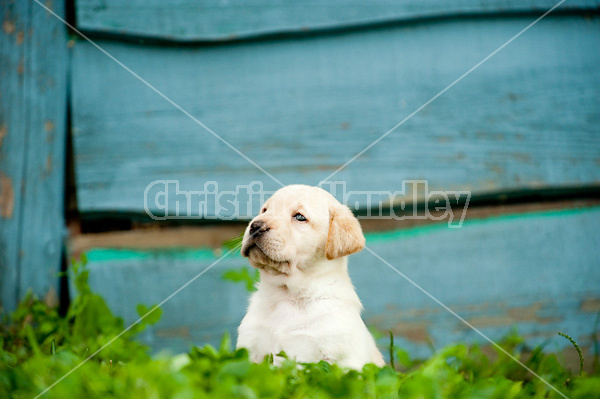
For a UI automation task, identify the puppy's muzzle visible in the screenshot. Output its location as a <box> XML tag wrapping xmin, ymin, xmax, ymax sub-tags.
<box><xmin>249</xmin><ymin>220</ymin><xmax>270</xmax><ymax>238</ymax></box>
<box><xmin>242</xmin><ymin>220</ymin><xmax>271</xmax><ymax>257</ymax></box>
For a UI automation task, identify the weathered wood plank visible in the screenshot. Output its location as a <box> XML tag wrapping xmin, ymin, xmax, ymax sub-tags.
<box><xmin>69</xmin><ymin>225</ymin><xmax>245</xmax><ymax>258</ymax></box>
<box><xmin>0</xmin><ymin>0</ymin><xmax>28</xmax><ymax>312</ymax></box>
<box><xmin>74</xmin><ymin>0</ymin><xmax>600</xmax><ymax>41</ymax></box>
<box><xmin>77</xmin><ymin>206</ymin><xmax>600</xmax><ymax>359</ymax></box>
<box><xmin>0</xmin><ymin>1</ymin><xmax>67</xmax><ymax>310</ymax></box>
<box><xmin>71</xmin><ymin>15</ymin><xmax>600</xmax><ymax>216</ymax></box>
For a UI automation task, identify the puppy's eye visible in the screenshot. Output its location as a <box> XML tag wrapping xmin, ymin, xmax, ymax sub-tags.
<box><xmin>293</xmin><ymin>213</ymin><xmax>307</xmax><ymax>222</ymax></box>
<box><xmin>261</xmin><ymin>208</ymin><xmax>267</xmax><ymax>213</ymax></box>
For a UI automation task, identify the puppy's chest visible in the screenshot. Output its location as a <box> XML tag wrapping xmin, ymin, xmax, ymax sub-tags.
<box><xmin>258</xmin><ymin>296</ymin><xmax>336</xmax><ymax>335</ymax></box>
<box><xmin>267</xmin><ymin>298</ymin><xmax>317</xmax><ymax>326</ymax></box>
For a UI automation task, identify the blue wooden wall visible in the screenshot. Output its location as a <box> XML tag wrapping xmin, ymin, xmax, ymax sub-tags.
<box><xmin>68</xmin><ymin>0</ymin><xmax>600</xmax><ymax>361</ymax></box>
<box><xmin>71</xmin><ymin>15</ymin><xmax>600</xmax><ymax>215</ymax></box>
<box><xmin>81</xmin><ymin>207</ymin><xmax>600</xmax><ymax>360</ymax></box>
<box><xmin>1</xmin><ymin>0</ymin><xmax>599</xmax><ymax>365</ymax></box>
<box><xmin>75</xmin><ymin>0</ymin><xmax>600</xmax><ymax>41</ymax></box>
<box><xmin>0</xmin><ymin>1</ymin><xmax>67</xmax><ymax>311</ymax></box>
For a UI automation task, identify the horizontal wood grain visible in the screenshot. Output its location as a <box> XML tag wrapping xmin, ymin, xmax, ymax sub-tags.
<box><xmin>71</xmin><ymin>15</ymin><xmax>600</xmax><ymax>216</ymax></box>
<box><xmin>74</xmin><ymin>205</ymin><xmax>600</xmax><ymax>358</ymax></box>
<box><xmin>74</xmin><ymin>0</ymin><xmax>600</xmax><ymax>41</ymax></box>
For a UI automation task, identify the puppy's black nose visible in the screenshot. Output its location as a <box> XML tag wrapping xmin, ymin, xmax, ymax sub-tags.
<box><xmin>249</xmin><ymin>221</ymin><xmax>269</xmax><ymax>237</ymax></box>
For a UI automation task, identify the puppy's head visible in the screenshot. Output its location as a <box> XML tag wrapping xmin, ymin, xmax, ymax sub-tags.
<box><xmin>241</xmin><ymin>185</ymin><xmax>365</xmax><ymax>275</ymax></box>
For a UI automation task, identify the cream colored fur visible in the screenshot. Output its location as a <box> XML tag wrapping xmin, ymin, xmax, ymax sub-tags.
<box><xmin>237</xmin><ymin>185</ymin><xmax>384</xmax><ymax>369</ymax></box>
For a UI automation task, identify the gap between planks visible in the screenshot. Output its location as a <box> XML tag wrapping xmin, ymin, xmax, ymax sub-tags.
<box><xmin>68</xmin><ymin>198</ymin><xmax>600</xmax><ymax>257</ymax></box>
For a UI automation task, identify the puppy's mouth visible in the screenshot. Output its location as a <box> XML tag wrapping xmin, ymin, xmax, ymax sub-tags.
<box><xmin>242</xmin><ymin>237</ymin><xmax>261</xmax><ymax>258</ymax></box>
<box><xmin>242</xmin><ymin>240</ymin><xmax>290</xmax><ymax>275</ymax></box>
<box><xmin>242</xmin><ymin>242</ymin><xmax>257</xmax><ymax>257</ymax></box>
<box><xmin>243</xmin><ymin>241</ymin><xmax>272</xmax><ymax>262</ymax></box>
<box><xmin>241</xmin><ymin>237</ymin><xmax>276</xmax><ymax>260</ymax></box>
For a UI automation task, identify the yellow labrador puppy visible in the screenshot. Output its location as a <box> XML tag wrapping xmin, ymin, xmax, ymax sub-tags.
<box><xmin>237</xmin><ymin>184</ymin><xmax>384</xmax><ymax>369</ymax></box>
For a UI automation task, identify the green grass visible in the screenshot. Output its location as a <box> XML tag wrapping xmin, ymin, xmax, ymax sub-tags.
<box><xmin>1</xmin><ymin>258</ymin><xmax>599</xmax><ymax>398</ymax></box>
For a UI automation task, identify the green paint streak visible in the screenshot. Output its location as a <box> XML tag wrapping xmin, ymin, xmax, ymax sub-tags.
<box><xmin>86</xmin><ymin>247</ymin><xmax>242</xmax><ymax>263</ymax></box>
<box><xmin>85</xmin><ymin>205</ymin><xmax>600</xmax><ymax>263</ymax></box>
<box><xmin>365</xmin><ymin>205</ymin><xmax>600</xmax><ymax>245</ymax></box>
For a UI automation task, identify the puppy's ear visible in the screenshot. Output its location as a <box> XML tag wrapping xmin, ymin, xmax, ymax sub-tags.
<box><xmin>325</xmin><ymin>203</ymin><xmax>365</xmax><ymax>260</ymax></box>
